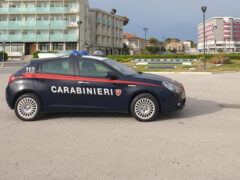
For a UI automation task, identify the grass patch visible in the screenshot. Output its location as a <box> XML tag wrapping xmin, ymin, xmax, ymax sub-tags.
<box><xmin>124</xmin><ymin>60</ymin><xmax>240</xmax><ymax>72</ymax></box>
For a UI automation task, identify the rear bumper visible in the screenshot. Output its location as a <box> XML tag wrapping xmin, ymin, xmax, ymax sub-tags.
<box><xmin>6</xmin><ymin>86</ymin><xmax>14</xmax><ymax>109</ymax></box>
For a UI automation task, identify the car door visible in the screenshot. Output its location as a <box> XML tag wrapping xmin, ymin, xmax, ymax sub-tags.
<box><xmin>73</xmin><ymin>57</ymin><xmax>127</xmax><ymax>112</ymax></box>
<box><xmin>34</xmin><ymin>57</ymin><xmax>76</xmax><ymax>111</ymax></box>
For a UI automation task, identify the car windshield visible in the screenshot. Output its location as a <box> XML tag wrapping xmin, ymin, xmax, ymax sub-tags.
<box><xmin>103</xmin><ymin>59</ymin><xmax>137</xmax><ymax>76</ymax></box>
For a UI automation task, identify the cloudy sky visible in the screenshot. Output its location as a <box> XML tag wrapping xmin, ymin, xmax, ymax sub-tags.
<box><xmin>90</xmin><ymin>0</ymin><xmax>240</xmax><ymax>42</ymax></box>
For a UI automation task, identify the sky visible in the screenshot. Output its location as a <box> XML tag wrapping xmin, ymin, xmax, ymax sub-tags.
<box><xmin>89</xmin><ymin>0</ymin><xmax>240</xmax><ymax>42</ymax></box>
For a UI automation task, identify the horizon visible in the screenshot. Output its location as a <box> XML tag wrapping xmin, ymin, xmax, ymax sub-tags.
<box><xmin>90</xmin><ymin>0</ymin><xmax>240</xmax><ymax>42</ymax></box>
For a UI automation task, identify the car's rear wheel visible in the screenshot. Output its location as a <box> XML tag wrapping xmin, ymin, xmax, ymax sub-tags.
<box><xmin>14</xmin><ymin>93</ymin><xmax>41</xmax><ymax>121</ymax></box>
<box><xmin>131</xmin><ymin>93</ymin><xmax>160</xmax><ymax>122</ymax></box>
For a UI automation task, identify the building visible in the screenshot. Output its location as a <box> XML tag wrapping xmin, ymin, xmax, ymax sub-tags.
<box><xmin>0</xmin><ymin>0</ymin><xmax>124</xmax><ymax>60</ymax></box>
<box><xmin>123</xmin><ymin>33</ymin><xmax>145</xmax><ymax>55</ymax></box>
<box><xmin>89</xmin><ymin>8</ymin><xmax>124</xmax><ymax>56</ymax></box>
<box><xmin>198</xmin><ymin>17</ymin><xmax>240</xmax><ymax>53</ymax></box>
<box><xmin>183</xmin><ymin>41</ymin><xmax>197</xmax><ymax>54</ymax></box>
<box><xmin>165</xmin><ymin>39</ymin><xmax>183</xmax><ymax>53</ymax></box>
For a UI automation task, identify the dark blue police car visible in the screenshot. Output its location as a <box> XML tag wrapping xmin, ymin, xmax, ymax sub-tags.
<box><xmin>6</xmin><ymin>54</ymin><xmax>186</xmax><ymax>122</ymax></box>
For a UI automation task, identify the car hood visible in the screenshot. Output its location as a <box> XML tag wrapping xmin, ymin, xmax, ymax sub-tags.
<box><xmin>130</xmin><ymin>73</ymin><xmax>183</xmax><ymax>87</ymax></box>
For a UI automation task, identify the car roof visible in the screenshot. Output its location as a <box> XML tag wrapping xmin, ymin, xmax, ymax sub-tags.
<box><xmin>31</xmin><ymin>55</ymin><xmax>108</xmax><ymax>64</ymax></box>
<box><xmin>82</xmin><ymin>55</ymin><xmax>108</xmax><ymax>61</ymax></box>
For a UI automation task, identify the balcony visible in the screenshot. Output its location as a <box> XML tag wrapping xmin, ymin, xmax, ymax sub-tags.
<box><xmin>8</xmin><ymin>21</ymin><xmax>23</xmax><ymax>29</ymax></box>
<box><xmin>224</xmin><ymin>36</ymin><xmax>231</xmax><ymax>40</ymax></box>
<box><xmin>0</xmin><ymin>21</ymin><xmax>67</xmax><ymax>29</ymax></box>
<box><xmin>224</xmin><ymin>27</ymin><xmax>231</xmax><ymax>30</ymax></box>
<box><xmin>8</xmin><ymin>35</ymin><xmax>23</xmax><ymax>42</ymax></box>
<box><xmin>0</xmin><ymin>21</ymin><xmax>8</xmax><ymax>28</ymax></box>
<box><xmin>0</xmin><ymin>35</ymin><xmax>8</xmax><ymax>41</ymax></box>
<box><xmin>50</xmin><ymin>7</ymin><xmax>67</xmax><ymax>14</ymax></box>
<box><xmin>0</xmin><ymin>8</ymin><xmax>8</xmax><ymax>14</ymax></box>
<box><xmin>97</xmin><ymin>17</ymin><xmax>102</xmax><ymax>23</ymax></box>
<box><xmin>0</xmin><ymin>7</ymin><xmax>67</xmax><ymax>14</ymax></box>
<box><xmin>224</xmin><ymin>22</ymin><xmax>231</xmax><ymax>25</ymax></box>
<box><xmin>0</xmin><ymin>33</ymin><xmax>77</xmax><ymax>42</ymax></box>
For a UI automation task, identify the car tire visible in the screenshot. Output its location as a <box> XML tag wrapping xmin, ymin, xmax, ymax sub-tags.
<box><xmin>130</xmin><ymin>93</ymin><xmax>160</xmax><ymax>122</ymax></box>
<box><xmin>14</xmin><ymin>93</ymin><xmax>42</xmax><ymax>121</ymax></box>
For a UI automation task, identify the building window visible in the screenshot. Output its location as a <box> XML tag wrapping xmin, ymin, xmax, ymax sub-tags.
<box><xmin>11</xmin><ymin>43</ymin><xmax>23</xmax><ymax>52</ymax></box>
<box><xmin>52</xmin><ymin>43</ymin><xmax>64</xmax><ymax>51</ymax></box>
<box><xmin>40</xmin><ymin>43</ymin><xmax>50</xmax><ymax>51</ymax></box>
<box><xmin>0</xmin><ymin>43</ymin><xmax>10</xmax><ymax>52</ymax></box>
<box><xmin>0</xmin><ymin>16</ymin><xmax>7</xmax><ymax>21</ymax></box>
<box><xmin>66</xmin><ymin>42</ymin><xmax>77</xmax><ymax>51</ymax></box>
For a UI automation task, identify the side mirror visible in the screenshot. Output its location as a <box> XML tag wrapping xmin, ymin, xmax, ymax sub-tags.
<box><xmin>105</xmin><ymin>72</ymin><xmax>119</xmax><ymax>80</ymax></box>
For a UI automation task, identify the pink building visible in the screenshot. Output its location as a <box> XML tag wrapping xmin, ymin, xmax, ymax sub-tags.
<box><xmin>198</xmin><ymin>17</ymin><xmax>240</xmax><ymax>53</ymax></box>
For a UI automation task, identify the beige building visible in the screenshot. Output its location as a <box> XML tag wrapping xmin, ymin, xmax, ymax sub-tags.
<box><xmin>89</xmin><ymin>8</ymin><xmax>124</xmax><ymax>55</ymax></box>
<box><xmin>166</xmin><ymin>39</ymin><xmax>183</xmax><ymax>52</ymax></box>
<box><xmin>123</xmin><ymin>33</ymin><xmax>145</xmax><ymax>55</ymax></box>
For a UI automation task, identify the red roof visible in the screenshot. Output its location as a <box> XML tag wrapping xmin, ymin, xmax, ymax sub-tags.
<box><xmin>124</xmin><ymin>33</ymin><xmax>144</xmax><ymax>40</ymax></box>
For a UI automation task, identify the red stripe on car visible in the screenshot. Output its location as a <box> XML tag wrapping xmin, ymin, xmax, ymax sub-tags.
<box><xmin>22</xmin><ymin>73</ymin><xmax>165</xmax><ymax>88</ymax></box>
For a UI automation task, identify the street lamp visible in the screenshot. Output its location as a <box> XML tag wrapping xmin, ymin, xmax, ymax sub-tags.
<box><xmin>212</xmin><ymin>26</ymin><xmax>217</xmax><ymax>53</ymax></box>
<box><xmin>143</xmin><ymin>27</ymin><xmax>148</xmax><ymax>49</ymax></box>
<box><xmin>111</xmin><ymin>8</ymin><xmax>117</xmax><ymax>59</ymax></box>
<box><xmin>201</xmin><ymin>6</ymin><xmax>207</xmax><ymax>70</ymax></box>
<box><xmin>77</xmin><ymin>20</ymin><xmax>82</xmax><ymax>52</ymax></box>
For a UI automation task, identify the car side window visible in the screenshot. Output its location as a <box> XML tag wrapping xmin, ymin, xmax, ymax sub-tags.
<box><xmin>78</xmin><ymin>59</ymin><xmax>112</xmax><ymax>78</ymax></box>
<box><xmin>41</xmin><ymin>59</ymin><xmax>72</xmax><ymax>75</ymax></box>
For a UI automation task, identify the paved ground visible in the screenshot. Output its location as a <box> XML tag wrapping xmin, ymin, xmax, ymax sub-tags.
<box><xmin>0</xmin><ymin>67</ymin><xmax>240</xmax><ymax>180</ymax></box>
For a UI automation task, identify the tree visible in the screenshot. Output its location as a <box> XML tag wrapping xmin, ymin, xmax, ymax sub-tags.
<box><xmin>148</xmin><ymin>37</ymin><xmax>159</xmax><ymax>47</ymax></box>
<box><xmin>0</xmin><ymin>51</ymin><xmax>8</xmax><ymax>61</ymax></box>
<box><xmin>146</xmin><ymin>46</ymin><xmax>160</xmax><ymax>54</ymax></box>
<box><xmin>122</xmin><ymin>43</ymin><xmax>130</xmax><ymax>55</ymax></box>
<box><xmin>165</xmin><ymin>38</ymin><xmax>180</xmax><ymax>44</ymax></box>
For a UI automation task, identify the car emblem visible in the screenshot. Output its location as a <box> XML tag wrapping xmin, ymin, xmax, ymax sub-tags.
<box><xmin>115</xmin><ymin>89</ymin><xmax>122</xmax><ymax>96</ymax></box>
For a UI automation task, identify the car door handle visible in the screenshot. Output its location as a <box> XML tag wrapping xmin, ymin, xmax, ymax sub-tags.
<box><xmin>78</xmin><ymin>81</ymin><xmax>90</xmax><ymax>84</ymax></box>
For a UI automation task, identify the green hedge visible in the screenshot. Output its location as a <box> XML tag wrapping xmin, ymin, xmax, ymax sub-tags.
<box><xmin>33</xmin><ymin>51</ymin><xmax>59</xmax><ymax>59</ymax></box>
<box><xmin>107</xmin><ymin>54</ymin><xmax>240</xmax><ymax>62</ymax></box>
<box><xmin>0</xmin><ymin>51</ymin><xmax>8</xmax><ymax>61</ymax></box>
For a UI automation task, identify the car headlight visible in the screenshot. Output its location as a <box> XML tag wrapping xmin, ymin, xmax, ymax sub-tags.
<box><xmin>162</xmin><ymin>81</ymin><xmax>181</xmax><ymax>93</ymax></box>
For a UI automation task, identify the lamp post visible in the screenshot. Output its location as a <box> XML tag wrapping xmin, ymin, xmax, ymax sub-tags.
<box><xmin>201</xmin><ymin>6</ymin><xmax>207</xmax><ymax>70</ymax></box>
<box><xmin>111</xmin><ymin>8</ymin><xmax>116</xmax><ymax>59</ymax></box>
<box><xmin>77</xmin><ymin>20</ymin><xmax>82</xmax><ymax>52</ymax></box>
<box><xmin>143</xmin><ymin>27</ymin><xmax>148</xmax><ymax>49</ymax></box>
<box><xmin>212</xmin><ymin>26</ymin><xmax>217</xmax><ymax>53</ymax></box>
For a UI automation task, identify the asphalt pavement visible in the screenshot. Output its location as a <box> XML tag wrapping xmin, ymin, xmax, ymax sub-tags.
<box><xmin>0</xmin><ymin>67</ymin><xmax>240</xmax><ymax>180</ymax></box>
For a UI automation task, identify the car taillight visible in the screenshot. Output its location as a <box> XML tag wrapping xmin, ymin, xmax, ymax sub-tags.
<box><xmin>8</xmin><ymin>76</ymin><xmax>16</xmax><ymax>84</ymax></box>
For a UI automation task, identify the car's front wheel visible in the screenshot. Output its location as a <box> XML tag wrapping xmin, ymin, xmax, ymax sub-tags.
<box><xmin>131</xmin><ymin>93</ymin><xmax>160</xmax><ymax>122</ymax></box>
<box><xmin>14</xmin><ymin>93</ymin><xmax>41</xmax><ymax>121</ymax></box>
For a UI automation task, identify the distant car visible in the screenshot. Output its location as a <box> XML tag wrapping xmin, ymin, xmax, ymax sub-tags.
<box><xmin>5</xmin><ymin>55</ymin><xmax>186</xmax><ymax>122</ymax></box>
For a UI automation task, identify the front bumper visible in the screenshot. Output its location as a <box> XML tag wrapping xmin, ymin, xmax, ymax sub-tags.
<box><xmin>160</xmin><ymin>90</ymin><xmax>186</xmax><ymax>114</ymax></box>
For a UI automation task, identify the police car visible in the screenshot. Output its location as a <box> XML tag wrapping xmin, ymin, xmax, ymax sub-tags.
<box><xmin>6</xmin><ymin>53</ymin><xmax>186</xmax><ymax>122</ymax></box>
